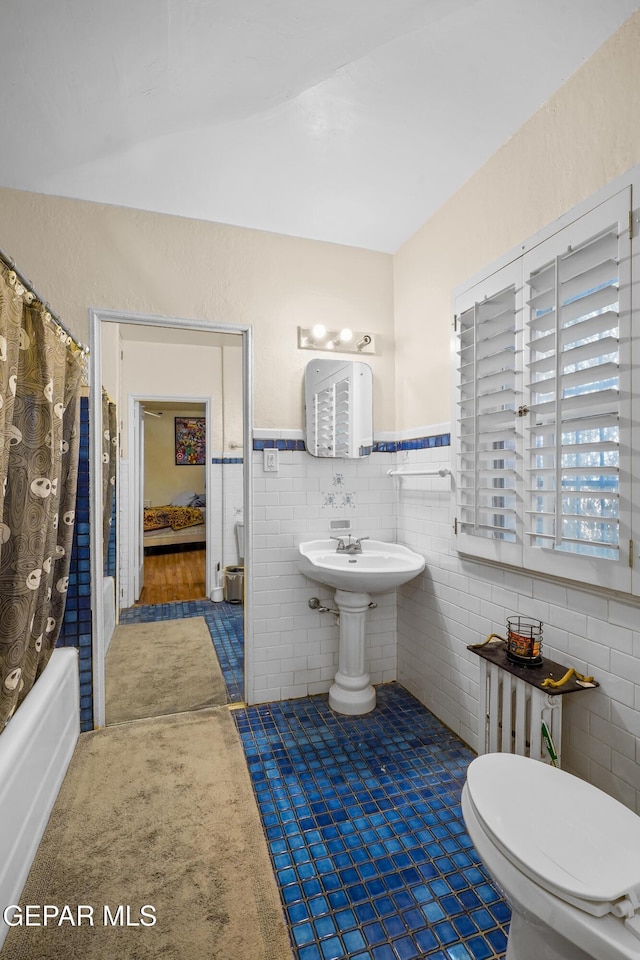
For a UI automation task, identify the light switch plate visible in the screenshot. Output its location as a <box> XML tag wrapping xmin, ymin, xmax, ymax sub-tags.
<box><xmin>263</xmin><ymin>448</ymin><xmax>278</xmax><ymax>472</ymax></box>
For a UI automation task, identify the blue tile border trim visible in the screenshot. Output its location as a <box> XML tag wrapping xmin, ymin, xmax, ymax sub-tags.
<box><xmin>374</xmin><ymin>434</ymin><xmax>451</xmax><ymax>453</ymax></box>
<box><xmin>252</xmin><ymin>434</ymin><xmax>451</xmax><ymax>453</ymax></box>
<box><xmin>211</xmin><ymin>456</ymin><xmax>244</xmax><ymax>464</ymax></box>
<box><xmin>253</xmin><ymin>439</ymin><xmax>307</xmax><ymax>451</ymax></box>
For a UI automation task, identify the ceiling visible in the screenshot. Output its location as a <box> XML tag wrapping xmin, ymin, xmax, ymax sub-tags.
<box><xmin>1</xmin><ymin>0</ymin><xmax>638</xmax><ymax>253</ymax></box>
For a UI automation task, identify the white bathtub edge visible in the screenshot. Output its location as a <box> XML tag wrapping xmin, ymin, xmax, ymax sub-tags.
<box><xmin>0</xmin><ymin>647</ymin><xmax>80</xmax><ymax>948</ymax></box>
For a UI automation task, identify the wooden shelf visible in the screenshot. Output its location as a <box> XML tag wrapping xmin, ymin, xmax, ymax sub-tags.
<box><xmin>468</xmin><ymin>640</ymin><xmax>599</xmax><ymax>696</ymax></box>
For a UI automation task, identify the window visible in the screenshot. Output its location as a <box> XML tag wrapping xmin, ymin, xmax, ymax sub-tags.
<box><xmin>455</xmin><ymin>185</ymin><xmax>638</xmax><ymax>594</ymax></box>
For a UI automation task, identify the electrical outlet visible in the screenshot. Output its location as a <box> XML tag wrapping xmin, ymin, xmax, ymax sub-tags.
<box><xmin>263</xmin><ymin>448</ymin><xmax>279</xmax><ymax>472</ymax></box>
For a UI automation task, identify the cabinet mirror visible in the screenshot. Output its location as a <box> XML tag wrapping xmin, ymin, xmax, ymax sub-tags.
<box><xmin>304</xmin><ymin>359</ymin><xmax>373</xmax><ymax>458</ymax></box>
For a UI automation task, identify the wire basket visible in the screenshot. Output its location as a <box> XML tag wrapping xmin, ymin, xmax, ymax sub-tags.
<box><xmin>506</xmin><ymin>616</ymin><xmax>543</xmax><ymax>667</ymax></box>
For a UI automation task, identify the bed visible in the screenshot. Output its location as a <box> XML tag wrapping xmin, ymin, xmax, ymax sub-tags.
<box><xmin>143</xmin><ymin>503</ymin><xmax>206</xmax><ymax>551</ymax></box>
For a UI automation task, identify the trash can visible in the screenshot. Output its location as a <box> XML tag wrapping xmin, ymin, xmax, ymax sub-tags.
<box><xmin>223</xmin><ymin>565</ymin><xmax>244</xmax><ymax>603</ymax></box>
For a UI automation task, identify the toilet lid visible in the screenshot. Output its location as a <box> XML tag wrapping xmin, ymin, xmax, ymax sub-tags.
<box><xmin>466</xmin><ymin>753</ymin><xmax>640</xmax><ymax>912</ymax></box>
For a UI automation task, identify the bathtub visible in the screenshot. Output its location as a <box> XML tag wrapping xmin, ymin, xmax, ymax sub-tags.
<box><xmin>0</xmin><ymin>647</ymin><xmax>79</xmax><ymax>948</ymax></box>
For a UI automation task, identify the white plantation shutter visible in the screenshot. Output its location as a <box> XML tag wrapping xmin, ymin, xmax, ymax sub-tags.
<box><xmin>456</xmin><ymin>263</ymin><xmax>522</xmax><ymax>565</ymax></box>
<box><xmin>521</xmin><ymin>189</ymin><xmax>631</xmax><ymax>589</ymax></box>
<box><xmin>454</xmin><ymin>184</ymin><xmax>634</xmax><ymax>593</ymax></box>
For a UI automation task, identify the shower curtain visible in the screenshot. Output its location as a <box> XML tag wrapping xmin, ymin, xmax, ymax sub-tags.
<box><xmin>0</xmin><ymin>265</ymin><xmax>84</xmax><ymax>732</ymax></box>
<box><xmin>102</xmin><ymin>388</ymin><xmax>117</xmax><ymax>572</ymax></box>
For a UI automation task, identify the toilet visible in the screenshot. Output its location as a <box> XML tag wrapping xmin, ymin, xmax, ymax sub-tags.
<box><xmin>461</xmin><ymin>753</ymin><xmax>640</xmax><ymax>960</ymax></box>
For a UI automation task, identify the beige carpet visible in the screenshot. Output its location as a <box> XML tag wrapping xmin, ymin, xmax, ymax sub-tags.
<box><xmin>2</xmin><ymin>707</ymin><xmax>294</xmax><ymax>960</ymax></box>
<box><xmin>105</xmin><ymin>617</ymin><xmax>227</xmax><ymax>723</ymax></box>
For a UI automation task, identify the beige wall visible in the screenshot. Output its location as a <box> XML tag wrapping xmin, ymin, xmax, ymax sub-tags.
<box><xmin>144</xmin><ymin>404</ymin><xmax>206</xmax><ymax>507</ymax></box>
<box><xmin>393</xmin><ymin>9</ymin><xmax>640</xmax><ymax>430</ymax></box>
<box><xmin>119</xmin><ymin>339</ymin><xmax>224</xmax><ymax>458</ymax></box>
<box><xmin>101</xmin><ymin>322</ymin><xmax>121</xmax><ymax>404</ymax></box>
<box><xmin>222</xmin><ymin>346</ymin><xmax>243</xmax><ymax>451</ymax></box>
<box><xmin>0</xmin><ymin>189</ymin><xmax>395</xmax><ymax>432</ymax></box>
<box><xmin>120</xmin><ymin>337</ymin><xmax>243</xmax><ymax>504</ymax></box>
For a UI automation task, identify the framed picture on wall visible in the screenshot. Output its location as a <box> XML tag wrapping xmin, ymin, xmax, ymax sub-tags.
<box><xmin>175</xmin><ymin>417</ymin><xmax>206</xmax><ymax>465</ymax></box>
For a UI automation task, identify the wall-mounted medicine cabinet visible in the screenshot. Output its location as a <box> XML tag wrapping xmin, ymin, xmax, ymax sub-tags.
<box><xmin>304</xmin><ymin>359</ymin><xmax>373</xmax><ymax>458</ymax></box>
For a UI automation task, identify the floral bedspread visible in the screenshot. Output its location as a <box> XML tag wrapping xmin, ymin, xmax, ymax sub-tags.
<box><xmin>143</xmin><ymin>505</ymin><xmax>204</xmax><ymax>532</ymax></box>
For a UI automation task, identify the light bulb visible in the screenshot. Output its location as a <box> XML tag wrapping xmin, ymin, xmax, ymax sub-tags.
<box><xmin>311</xmin><ymin>324</ymin><xmax>327</xmax><ymax>340</ymax></box>
<box><xmin>331</xmin><ymin>327</ymin><xmax>353</xmax><ymax>348</ymax></box>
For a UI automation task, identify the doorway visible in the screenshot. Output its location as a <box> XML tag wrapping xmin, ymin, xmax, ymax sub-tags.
<box><xmin>89</xmin><ymin>309</ymin><xmax>253</xmax><ymax>729</ymax></box>
<box><xmin>138</xmin><ymin>398</ymin><xmax>207</xmax><ymax>605</ymax></box>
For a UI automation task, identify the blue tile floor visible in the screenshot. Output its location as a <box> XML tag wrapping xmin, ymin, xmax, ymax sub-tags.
<box><xmin>233</xmin><ymin>685</ymin><xmax>510</xmax><ymax>960</ymax></box>
<box><xmin>119</xmin><ymin>598</ymin><xmax>244</xmax><ymax>702</ymax></box>
<box><xmin>117</xmin><ymin>600</ymin><xmax>509</xmax><ymax>958</ymax></box>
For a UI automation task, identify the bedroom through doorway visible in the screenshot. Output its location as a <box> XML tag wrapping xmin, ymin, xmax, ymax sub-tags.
<box><xmin>139</xmin><ymin>399</ymin><xmax>207</xmax><ymax>605</ymax></box>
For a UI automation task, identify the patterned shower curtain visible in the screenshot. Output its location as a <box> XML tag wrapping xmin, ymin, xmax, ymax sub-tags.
<box><xmin>0</xmin><ymin>265</ymin><xmax>84</xmax><ymax>732</ymax></box>
<box><xmin>102</xmin><ymin>388</ymin><xmax>117</xmax><ymax>571</ymax></box>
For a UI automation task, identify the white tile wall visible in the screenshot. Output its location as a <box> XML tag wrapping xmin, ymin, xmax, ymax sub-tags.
<box><xmin>207</xmin><ymin>463</ymin><xmax>223</xmax><ymax>591</ymax></box>
<box><xmin>251</xmin><ymin>448</ymin><xmax>398</xmax><ymax>704</ymax></box>
<box><xmin>395</xmin><ymin>424</ymin><xmax>640</xmax><ymax>814</ymax></box>
<box><xmin>207</xmin><ymin>459</ymin><xmax>244</xmax><ymax>589</ymax></box>
<box><xmin>221</xmin><ymin>461</ymin><xmax>244</xmax><ymax>569</ymax></box>
<box><xmin>118</xmin><ymin>458</ymin><xmax>130</xmax><ymax>608</ymax></box>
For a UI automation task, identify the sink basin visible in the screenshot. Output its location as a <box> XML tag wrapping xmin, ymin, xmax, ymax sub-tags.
<box><xmin>298</xmin><ymin>539</ymin><xmax>425</xmax><ymax>593</ymax></box>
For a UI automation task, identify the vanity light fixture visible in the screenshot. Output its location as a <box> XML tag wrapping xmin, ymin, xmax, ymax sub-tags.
<box><xmin>297</xmin><ymin>325</ymin><xmax>376</xmax><ymax>354</ymax></box>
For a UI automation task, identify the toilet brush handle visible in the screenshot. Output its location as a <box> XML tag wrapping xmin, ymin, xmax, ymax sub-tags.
<box><xmin>541</xmin><ymin>721</ymin><xmax>558</xmax><ymax>767</ymax></box>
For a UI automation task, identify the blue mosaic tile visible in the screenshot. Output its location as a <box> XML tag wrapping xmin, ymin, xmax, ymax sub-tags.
<box><xmin>105</xmin><ymin>492</ymin><xmax>117</xmax><ymax>578</ymax></box>
<box><xmin>486</xmin><ymin>929</ymin><xmax>508</xmax><ymax>954</ymax></box>
<box><xmin>467</xmin><ymin>936</ymin><xmax>494</xmax><ymax>960</ymax></box>
<box><xmin>253</xmin><ymin>438</ymin><xmax>306</xmax><ymax>452</ymax></box>
<box><xmin>233</xmin><ymin>684</ymin><xmax>509</xmax><ymax>959</ymax></box>
<box><xmin>59</xmin><ymin>395</ymin><xmax>93</xmax><ymax>732</ymax></box>
<box><xmin>371</xmin><ymin>432</ymin><xmax>451</xmax><ymax>454</ymax></box>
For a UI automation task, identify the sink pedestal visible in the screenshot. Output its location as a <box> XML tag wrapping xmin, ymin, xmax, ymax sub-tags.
<box><xmin>329</xmin><ymin>589</ymin><xmax>376</xmax><ymax>716</ymax></box>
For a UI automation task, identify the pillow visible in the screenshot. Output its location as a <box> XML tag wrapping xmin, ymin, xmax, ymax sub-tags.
<box><xmin>171</xmin><ymin>491</ymin><xmax>198</xmax><ymax>507</ymax></box>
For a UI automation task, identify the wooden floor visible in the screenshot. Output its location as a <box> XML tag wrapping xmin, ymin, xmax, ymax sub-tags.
<box><xmin>137</xmin><ymin>546</ymin><xmax>206</xmax><ymax>605</ymax></box>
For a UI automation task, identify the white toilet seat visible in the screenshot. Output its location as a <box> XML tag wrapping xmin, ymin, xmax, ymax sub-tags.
<box><xmin>466</xmin><ymin>754</ymin><xmax>640</xmax><ymax>936</ymax></box>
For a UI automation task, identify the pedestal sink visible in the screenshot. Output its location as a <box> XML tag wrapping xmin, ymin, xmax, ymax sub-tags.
<box><xmin>298</xmin><ymin>539</ymin><xmax>425</xmax><ymax>715</ymax></box>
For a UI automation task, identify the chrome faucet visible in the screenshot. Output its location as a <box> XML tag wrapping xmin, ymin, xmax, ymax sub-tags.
<box><xmin>330</xmin><ymin>535</ymin><xmax>369</xmax><ymax>554</ymax></box>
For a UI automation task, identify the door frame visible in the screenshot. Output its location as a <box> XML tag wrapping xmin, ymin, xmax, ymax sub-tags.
<box><xmin>89</xmin><ymin>308</ymin><xmax>253</xmax><ymax>728</ymax></box>
<box><xmin>132</xmin><ymin>398</ymin><xmax>145</xmax><ymax>604</ymax></box>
